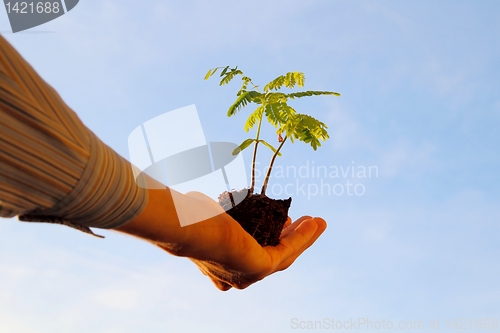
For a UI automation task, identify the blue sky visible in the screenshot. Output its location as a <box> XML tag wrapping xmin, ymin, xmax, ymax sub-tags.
<box><xmin>1</xmin><ymin>1</ymin><xmax>499</xmax><ymax>332</ymax></box>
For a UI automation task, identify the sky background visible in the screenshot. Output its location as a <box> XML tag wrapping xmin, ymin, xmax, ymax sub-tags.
<box><xmin>1</xmin><ymin>0</ymin><xmax>500</xmax><ymax>332</ymax></box>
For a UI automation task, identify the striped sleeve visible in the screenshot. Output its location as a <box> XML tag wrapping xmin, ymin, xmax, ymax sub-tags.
<box><xmin>0</xmin><ymin>35</ymin><xmax>148</xmax><ymax>237</ymax></box>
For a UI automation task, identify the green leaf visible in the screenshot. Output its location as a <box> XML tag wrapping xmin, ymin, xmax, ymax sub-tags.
<box><xmin>227</xmin><ymin>91</ymin><xmax>261</xmax><ymax>116</ymax></box>
<box><xmin>206</xmin><ymin>67</ymin><xmax>337</xmax><ymax>155</ymax></box>
<box><xmin>204</xmin><ymin>69</ymin><xmax>212</xmax><ymax>80</ymax></box>
<box><xmin>287</xmin><ymin>90</ymin><xmax>340</xmax><ymax>99</ymax></box>
<box><xmin>263</xmin><ymin>71</ymin><xmax>306</xmax><ymax>91</ymax></box>
<box><xmin>220</xmin><ymin>68</ymin><xmax>243</xmax><ymax>86</ymax></box>
<box><xmin>265</xmin><ymin>92</ymin><xmax>288</xmax><ymax>104</ymax></box>
<box><xmin>237</xmin><ymin>76</ymin><xmax>253</xmax><ymax>96</ymax></box>
<box><xmin>289</xmin><ymin>114</ymin><xmax>329</xmax><ymax>150</ymax></box>
<box><xmin>259</xmin><ymin>139</ymin><xmax>282</xmax><ymax>156</ymax></box>
<box><xmin>264</xmin><ymin>103</ymin><xmax>297</xmax><ymax>128</ymax></box>
<box><xmin>264</xmin><ymin>103</ymin><xmax>283</xmax><ymax>127</ymax></box>
<box><xmin>220</xmin><ymin>66</ymin><xmax>229</xmax><ymax>77</ymax></box>
<box><xmin>264</xmin><ymin>75</ymin><xmax>286</xmax><ymax>92</ymax></box>
<box><xmin>204</xmin><ymin>68</ymin><xmax>219</xmax><ymax>80</ymax></box>
<box><xmin>295</xmin><ymin>71</ymin><xmax>305</xmax><ymax>87</ymax></box>
<box><xmin>244</xmin><ymin>106</ymin><xmax>264</xmax><ymax>132</ymax></box>
<box><xmin>232</xmin><ymin>138</ymin><xmax>255</xmax><ymax>155</ymax></box>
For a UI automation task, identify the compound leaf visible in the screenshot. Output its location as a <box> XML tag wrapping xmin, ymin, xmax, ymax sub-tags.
<box><xmin>232</xmin><ymin>138</ymin><xmax>256</xmax><ymax>155</ymax></box>
<box><xmin>244</xmin><ymin>106</ymin><xmax>264</xmax><ymax>132</ymax></box>
<box><xmin>228</xmin><ymin>91</ymin><xmax>262</xmax><ymax>116</ymax></box>
<box><xmin>287</xmin><ymin>90</ymin><xmax>340</xmax><ymax>99</ymax></box>
<box><xmin>259</xmin><ymin>139</ymin><xmax>282</xmax><ymax>156</ymax></box>
<box><xmin>204</xmin><ymin>67</ymin><xmax>219</xmax><ymax>80</ymax></box>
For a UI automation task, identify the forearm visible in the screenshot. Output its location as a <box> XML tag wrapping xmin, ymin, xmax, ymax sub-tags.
<box><xmin>115</xmin><ymin>175</ymin><xmax>227</xmax><ymax>258</ymax></box>
<box><xmin>115</xmin><ymin>181</ymin><xmax>188</xmax><ymax>255</ymax></box>
<box><xmin>114</xmin><ymin>179</ymin><xmax>248</xmax><ymax>264</ymax></box>
<box><xmin>0</xmin><ymin>35</ymin><xmax>147</xmax><ymax>234</ymax></box>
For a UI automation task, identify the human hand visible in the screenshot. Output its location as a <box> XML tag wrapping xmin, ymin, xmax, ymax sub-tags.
<box><xmin>157</xmin><ymin>192</ymin><xmax>327</xmax><ymax>291</ymax></box>
<box><xmin>117</xmin><ymin>185</ymin><xmax>326</xmax><ymax>291</ymax></box>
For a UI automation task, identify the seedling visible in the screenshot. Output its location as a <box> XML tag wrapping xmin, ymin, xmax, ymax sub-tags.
<box><xmin>205</xmin><ymin>66</ymin><xmax>339</xmax><ymax>246</ymax></box>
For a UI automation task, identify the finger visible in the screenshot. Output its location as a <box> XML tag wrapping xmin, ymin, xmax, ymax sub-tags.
<box><xmin>274</xmin><ymin>217</ymin><xmax>327</xmax><ymax>272</ymax></box>
<box><xmin>283</xmin><ymin>217</ymin><xmax>292</xmax><ymax>229</ymax></box>
<box><xmin>264</xmin><ymin>218</ymin><xmax>319</xmax><ymax>270</ymax></box>
<box><xmin>280</xmin><ymin>215</ymin><xmax>312</xmax><ymax>238</ymax></box>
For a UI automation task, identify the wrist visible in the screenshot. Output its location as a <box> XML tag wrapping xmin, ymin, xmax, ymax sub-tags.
<box><xmin>116</xmin><ymin>186</ymin><xmax>189</xmax><ymax>255</ymax></box>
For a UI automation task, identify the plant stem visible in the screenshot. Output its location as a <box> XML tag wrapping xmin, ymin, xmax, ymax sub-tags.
<box><xmin>249</xmin><ymin>114</ymin><xmax>264</xmax><ymax>194</ymax></box>
<box><xmin>244</xmin><ymin>80</ymin><xmax>262</xmax><ymax>195</ymax></box>
<box><xmin>261</xmin><ymin>136</ymin><xmax>287</xmax><ymax>196</ymax></box>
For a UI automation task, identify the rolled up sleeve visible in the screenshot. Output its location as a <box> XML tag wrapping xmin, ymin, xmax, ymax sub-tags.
<box><xmin>0</xmin><ymin>35</ymin><xmax>148</xmax><ymax>237</ymax></box>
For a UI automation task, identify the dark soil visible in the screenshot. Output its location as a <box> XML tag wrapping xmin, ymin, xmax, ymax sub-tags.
<box><xmin>218</xmin><ymin>189</ymin><xmax>292</xmax><ymax>246</ymax></box>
